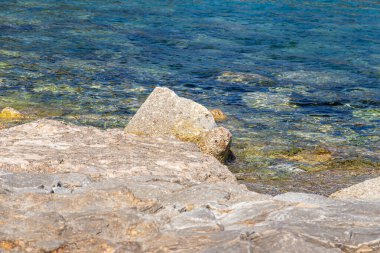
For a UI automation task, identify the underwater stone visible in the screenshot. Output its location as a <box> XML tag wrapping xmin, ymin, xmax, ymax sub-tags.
<box><xmin>0</xmin><ymin>107</ymin><xmax>24</xmax><ymax>119</ymax></box>
<box><xmin>125</xmin><ymin>87</ymin><xmax>232</xmax><ymax>162</ymax></box>
<box><xmin>210</xmin><ymin>108</ymin><xmax>227</xmax><ymax>122</ymax></box>
<box><xmin>242</xmin><ymin>92</ymin><xmax>295</xmax><ymax>111</ymax></box>
<box><xmin>217</xmin><ymin>71</ymin><xmax>273</xmax><ymax>85</ymax></box>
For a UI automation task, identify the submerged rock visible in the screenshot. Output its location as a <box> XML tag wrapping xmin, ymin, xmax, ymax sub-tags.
<box><xmin>277</xmin><ymin>70</ymin><xmax>354</xmax><ymax>85</ymax></box>
<box><xmin>1</xmin><ymin>120</ymin><xmax>380</xmax><ymax>252</ymax></box>
<box><xmin>242</xmin><ymin>91</ymin><xmax>296</xmax><ymax>111</ymax></box>
<box><xmin>125</xmin><ymin>87</ymin><xmax>232</xmax><ymax>162</ymax></box>
<box><xmin>0</xmin><ymin>107</ymin><xmax>24</xmax><ymax>119</ymax></box>
<box><xmin>210</xmin><ymin>108</ymin><xmax>227</xmax><ymax>122</ymax></box>
<box><xmin>217</xmin><ymin>71</ymin><xmax>273</xmax><ymax>85</ymax></box>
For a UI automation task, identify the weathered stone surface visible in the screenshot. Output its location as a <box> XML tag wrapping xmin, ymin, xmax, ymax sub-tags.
<box><xmin>1</xmin><ymin>120</ymin><xmax>380</xmax><ymax>253</ymax></box>
<box><xmin>198</xmin><ymin>127</ymin><xmax>233</xmax><ymax>162</ymax></box>
<box><xmin>125</xmin><ymin>87</ymin><xmax>216</xmax><ymax>139</ymax></box>
<box><xmin>330</xmin><ymin>176</ymin><xmax>380</xmax><ymax>200</ymax></box>
<box><xmin>125</xmin><ymin>87</ymin><xmax>232</xmax><ymax>162</ymax></box>
<box><xmin>0</xmin><ymin>119</ymin><xmax>235</xmax><ymax>184</ymax></box>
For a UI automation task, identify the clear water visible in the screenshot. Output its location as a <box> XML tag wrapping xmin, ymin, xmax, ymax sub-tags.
<box><xmin>1</xmin><ymin>0</ymin><xmax>379</xmax><ymax>193</ymax></box>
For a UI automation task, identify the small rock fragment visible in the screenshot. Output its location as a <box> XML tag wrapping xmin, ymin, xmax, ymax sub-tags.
<box><xmin>210</xmin><ymin>109</ymin><xmax>227</xmax><ymax>122</ymax></box>
<box><xmin>0</xmin><ymin>107</ymin><xmax>24</xmax><ymax>119</ymax></box>
<box><xmin>199</xmin><ymin>127</ymin><xmax>234</xmax><ymax>162</ymax></box>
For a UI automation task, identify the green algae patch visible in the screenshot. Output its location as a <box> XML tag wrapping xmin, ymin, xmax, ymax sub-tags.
<box><xmin>276</xmin><ymin>147</ymin><xmax>333</xmax><ymax>165</ymax></box>
<box><xmin>0</xmin><ymin>62</ymin><xmax>12</xmax><ymax>69</ymax></box>
<box><xmin>305</xmin><ymin>158</ymin><xmax>380</xmax><ymax>172</ymax></box>
<box><xmin>233</xmin><ymin>143</ymin><xmax>331</xmax><ymax>166</ymax></box>
<box><xmin>33</xmin><ymin>84</ymin><xmax>83</xmax><ymax>94</ymax></box>
<box><xmin>0</xmin><ymin>107</ymin><xmax>25</xmax><ymax>119</ymax></box>
<box><xmin>0</xmin><ymin>50</ymin><xmax>22</xmax><ymax>58</ymax></box>
<box><xmin>353</xmin><ymin>108</ymin><xmax>380</xmax><ymax>121</ymax></box>
<box><xmin>0</xmin><ymin>94</ymin><xmax>66</xmax><ymax>129</ymax></box>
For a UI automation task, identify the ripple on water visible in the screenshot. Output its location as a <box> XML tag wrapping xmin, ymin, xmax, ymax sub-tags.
<box><xmin>242</xmin><ymin>91</ymin><xmax>296</xmax><ymax>111</ymax></box>
<box><xmin>277</xmin><ymin>70</ymin><xmax>355</xmax><ymax>86</ymax></box>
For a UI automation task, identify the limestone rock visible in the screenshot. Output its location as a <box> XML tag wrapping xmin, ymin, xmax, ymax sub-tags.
<box><xmin>330</xmin><ymin>176</ymin><xmax>380</xmax><ymax>200</ymax></box>
<box><xmin>0</xmin><ymin>119</ymin><xmax>236</xmax><ymax>184</ymax></box>
<box><xmin>125</xmin><ymin>87</ymin><xmax>232</xmax><ymax>162</ymax></box>
<box><xmin>125</xmin><ymin>87</ymin><xmax>216</xmax><ymax>138</ymax></box>
<box><xmin>1</xmin><ymin>120</ymin><xmax>380</xmax><ymax>252</ymax></box>
<box><xmin>198</xmin><ymin>127</ymin><xmax>234</xmax><ymax>162</ymax></box>
<box><xmin>0</xmin><ymin>107</ymin><xmax>24</xmax><ymax>119</ymax></box>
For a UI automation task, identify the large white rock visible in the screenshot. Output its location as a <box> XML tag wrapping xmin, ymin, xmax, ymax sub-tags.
<box><xmin>125</xmin><ymin>87</ymin><xmax>216</xmax><ymax>138</ymax></box>
<box><xmin>125</xmin><ymin>87</ymin><xmax>233</xmax><ymax>162</ymax></box>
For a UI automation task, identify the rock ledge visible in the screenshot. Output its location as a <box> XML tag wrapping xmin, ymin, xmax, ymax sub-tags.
<box><xmin>1</xmin><ymin>119</ymin><xmax>380</xmax><ymax>252</ymax></box>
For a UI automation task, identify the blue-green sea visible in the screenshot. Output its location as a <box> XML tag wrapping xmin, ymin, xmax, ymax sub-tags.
<box><xmin>1</xmin><ymin>0</ymin><xmax>379</xmax><ymax>194</ymax></box>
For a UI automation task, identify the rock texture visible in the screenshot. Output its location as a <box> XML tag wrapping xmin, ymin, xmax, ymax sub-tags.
<box><xmin>331</xmin><ymin>176</ymin><xmax>380</xmax><ymax>200</ymax></box>
<box><xmin>1</xmin><ymin>119</ymin><xmax>380</xmax><ymax>253</ymax></box>
<box><xmin>198</xmin><ymin>127</ymin><xmax>233</xmax><ymax>162</ymax></box>
<box><xmin>125</xmin><ymin>87</ymin><xmax>216</xmax><ymax>138</ymax></box>
<box><xmin>0</xmin><ymin>119</ymin><xmax>235</xmax><ymax>185</ymax></box>
<box><xmin>125</xmin><ymin>87</ymin><xmax>232</xmax><ymax>162</ymax></box>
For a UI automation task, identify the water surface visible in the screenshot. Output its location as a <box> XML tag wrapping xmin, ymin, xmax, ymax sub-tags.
<box><xmin>1</xmin><ymin>0</ymin><xmax>379</xmax><ymax>194</ymax></box>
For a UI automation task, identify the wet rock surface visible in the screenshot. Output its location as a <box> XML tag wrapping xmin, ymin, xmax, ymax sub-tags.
<box><xmin>1</xmin><ymin>119</ymin><xmax>380</xmax><ymax>252</ymax></box>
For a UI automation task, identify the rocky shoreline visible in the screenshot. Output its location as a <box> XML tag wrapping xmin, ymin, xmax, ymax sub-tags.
<box><xmin>1</xmin><ymin>88</ymin><xmax>380</xmax><ymax>252</ymax></box>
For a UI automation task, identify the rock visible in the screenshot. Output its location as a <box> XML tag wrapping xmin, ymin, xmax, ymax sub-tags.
<box><xmin>0</xmin><ymin>107</ymin><xmax>24</xmax><ymax>119</ymax></box>
<box><xmin>1</xmin><ymin>119</ymin><xmax>380</xmax><ymax>252</ymax></box>
<box><xmin>125</xmin><ymin>87</ymin><xmax>232</xmax><ymax>162</ymax></box>
<box><xmin>330</xmin><ymin>176</ymin><xmax>380</xmax><ymax>200</ymax></box>
<box><xmin>0</xmin><ymin>119</ymin><xmax>236</xmax><ymax>184</ymax></box>
<box><xmin>210</xmin><ymin>108</ymin><xmax>227</xmax><ymax>122</ymax></box>
<box><xmin>125</xmin><ymin>87</ymin><xmax>216</xmax><ymax>138</ymax></box>
<box><xmin>198</xmin><ymin>127</ymin><xmax>234</xmax><ymax>162</ymax></box>
<box><xmin>217</xmin><ymin>71</ymin><xmax>273</xmax><ymax>85</ymax></box>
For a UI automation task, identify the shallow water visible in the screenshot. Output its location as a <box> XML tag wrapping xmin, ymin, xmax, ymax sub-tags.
<box><xmin>1</xmin><ymin>0</ymin><xmax>379</xmax><ymax>194</ymax></box>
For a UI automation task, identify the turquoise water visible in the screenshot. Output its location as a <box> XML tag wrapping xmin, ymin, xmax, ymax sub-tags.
<box><xmin>1</xmin><ymin>0</ymin><xmax>379</xmax><ymax>191</ymax></box>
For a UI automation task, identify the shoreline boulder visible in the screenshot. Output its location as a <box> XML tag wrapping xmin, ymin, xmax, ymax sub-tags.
<box><xmin>125</xmin><ymin>87</ymin><xmax>233</xmax><ymax>162</ymax></box>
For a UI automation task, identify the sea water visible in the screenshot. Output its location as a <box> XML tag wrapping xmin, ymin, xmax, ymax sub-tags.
<box><xmin>0</xmin><ymin>0</ymin><xmax>379</xmax><ymax>194</ymax></box>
